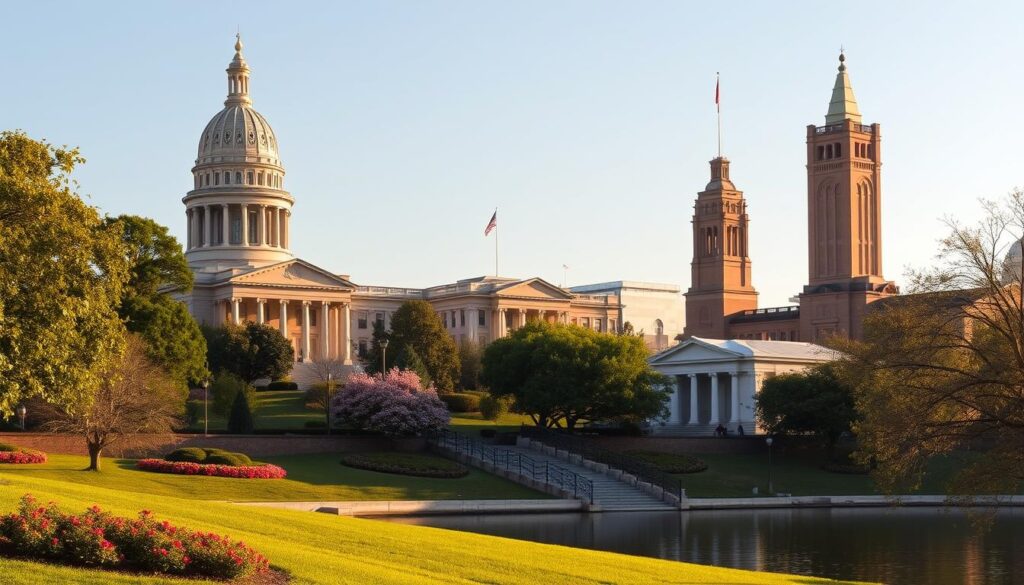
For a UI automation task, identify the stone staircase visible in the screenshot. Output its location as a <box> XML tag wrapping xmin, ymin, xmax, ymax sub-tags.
<box><xmin>506</xmin><ymin>443</ymin><xmax>677</xmax><ymax>512</ymax></box>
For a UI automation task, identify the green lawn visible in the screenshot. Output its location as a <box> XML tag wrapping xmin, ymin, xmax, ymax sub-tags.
<box><xmin>0</xmin><ymin>469</ymin><xmax>872</xmax><ymax>584</ymax></box>
<box><xmin>187</xmin><ymin>389</ymin><xmax>323</xmax><ymax>432</ymax></box>
<box><xmin>448</xmin><ymin>411</ymin><xmax>534</xmax><ymax>434</ymax></box>
<box><xmin>677</xmin><ymin>452</ymin><xmax>966</xmax><ymax>498</ymax></box>
<box><xmin>0</xmin><ymin>452</ymin><xmax>543</xmax><ymax>501</ymax></box>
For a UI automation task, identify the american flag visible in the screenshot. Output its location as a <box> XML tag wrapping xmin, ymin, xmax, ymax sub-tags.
<box><xmin>484</xmin><ymin>210</ymin><xmax>497</xmax><ymax>236</ymax></box>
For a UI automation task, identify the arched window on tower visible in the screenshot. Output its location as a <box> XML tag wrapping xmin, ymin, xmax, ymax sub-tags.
<box><xmin>235</xmin><ymin>171</ymin><xmax>242</xmax><ymax>184</ymax></box>
<box><xmin>247</xmin><ymin>171</ymin><xmax>254</xmax><ymax>185</ymax></box>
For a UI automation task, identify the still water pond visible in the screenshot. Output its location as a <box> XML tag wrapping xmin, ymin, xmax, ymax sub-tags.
<box><xmin>384</xmin><ymin>507</ymin><xmax>1024</xmax><ymax>584</ymax></box>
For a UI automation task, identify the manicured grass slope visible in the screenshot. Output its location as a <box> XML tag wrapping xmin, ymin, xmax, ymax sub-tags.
<box><xmin>447</xmin><ymin>411</ymin><xmax>534</xmax><ymax>434</ymax></box>
<box><xmin>0</xmin><ymin>453</ymin><xmax>542</xmax><ymax>501</ymax></box>
<box><xmin>0</xmin><ymin>471</ymin><xmax>871</xmax><ymax>584</ymax></box>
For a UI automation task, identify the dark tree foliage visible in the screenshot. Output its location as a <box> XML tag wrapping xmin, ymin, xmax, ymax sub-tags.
<box><xmin>457</xmin><ymin>339</ymin><xmax>483</xmax><ymax>390</ymax></box>
<box><xmin>481</xmin><ymin>322</ymin><xmax>670</xmax><ymax>429</ymax></box>
<box><xmin>204</xmin><ymin>322</ymin><xmax>294</xmax><ymax>383</ymax></box>
<box><xmin>361</xmin><ymin>321</ymin><xmax>394</xmax><ymax>375</ymax></box>
<box><xmin>755</xmin><ymin>364</ymin><xmax>857</xmax><ymax>456</ymax></box>
<box><xmin>386</xmin><ymin>301</ymin><xmax>460</xmax><ymax>392</ymax></box>
<box><xmin>227</xmin><ymin>390</ymin><xmax>255</xmax><ymax>434</ymax></box>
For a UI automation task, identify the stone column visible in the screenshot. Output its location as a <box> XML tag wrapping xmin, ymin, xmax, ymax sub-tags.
<box><xmin>279</xmin><ymin>300</ymin><xmax>289</xmax><ymax>337</ymax></box>
<box><xmin>343</xmin><ymin>303</ymin><xmax>352</xmax><ymax>365</ymax></box>
<box><xmin>467</xmin><ymin>309</ymin><xmax>478</xmax><ymax>342</ymax></box>
<box><xmin>517</xmin><ymin>308</ymin><xmax>526</xmax><ymax>330</ymax></box>
<box><xmin>709</xmin><ymin>373</ymin><xmax>720</xmax><ymax>425</ymax></box>
<box><xmin>240</xmin><ymin>203</ymin><xmax>249</xmax><ymax>246</ymax></box>
<box><xmin>202</xmin><ymin>205</ymin><xmax>211</xmax><ymax>247</ymax></box>
<box><xmin>273</xmin><ymin>207</ymin><xmax>281</xmax><ymax>246</ymax></box>
<box><xmin>321</xmin><ymin>301</ymin><xmax>330</xmax><ymax>360</ymax></box>
<box><xmin>688</xmin><ymin>374</ymin><xmax>699</xmax><ymax>425</ymax></box>
<box><xmin>729</xmin><ymin>372</ymin><xmax>740</xmax><ymax>424</ymax></box>
<box><xmin>258</xmin><ymin>204</ymin><xmax>267</xmax><ymax>246</ymax></box>
<box><xmin>301</xmin><ymin>301</ymin><xmax>311</xmax><ymax>362</ymax></box>
<box><xmin>231</xmin><ymin>298</ymin><xmax>241</xmax><ymax>325</ymax></box>
<box><xmin>283</xmin><ymin>211</ymin><xmax>291</xmax><ymax>248</ymax></box>
<box><xmin>256</xmin><ymin>298</ymin><xmax>266</xmax><ymax>325</ymax></box>
<box><xmin>498</xmin><ymin>309</ymin><xmax>507</xmax><ymax>337</ymax></box>
<box><xmin>668</xmin><ymin>377</ymin><xmax>682</xmax><ymax>424</ymax></box>
<box><xmin>222</xmin><ymin>203</ymin><xmax>230</xmax><ymax>245</ymax></box>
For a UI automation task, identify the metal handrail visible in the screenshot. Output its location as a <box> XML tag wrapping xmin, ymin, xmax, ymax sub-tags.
<box><xmin>430</xmin><ymin>429</ymin><xmax>594</xmax><ymax>504</ymax></box>
<box><xmin>519</xmin><ymin>426</ymin><xmax>683</xmax><ymax>501</ymax></box>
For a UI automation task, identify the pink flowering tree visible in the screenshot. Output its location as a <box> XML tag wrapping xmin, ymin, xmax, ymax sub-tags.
<box><xmin>332</xmin><ymin>369</ymin><xmax>449</xmax><ymax>437</ymax></box>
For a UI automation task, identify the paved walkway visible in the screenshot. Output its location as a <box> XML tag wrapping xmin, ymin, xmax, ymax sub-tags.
<box><xmin>501</xmin><ymin>445</ymin><xmax>677</xmax><ymax>512</ymax></box>
<box><xmin>237</xmin><ymin>499</ymin><xmax>584</xmax><ymax>516</ymax></box>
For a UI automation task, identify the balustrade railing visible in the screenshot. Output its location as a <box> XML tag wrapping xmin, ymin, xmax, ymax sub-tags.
<box><xmin>519</xmin><ymin>426</ymin><xmax>683</xmax><ymax>502</ymax></box>
<box><xmin>431</xmin><ymin>429</ymin><xmax>594</xmax><ymax>504</ymax></box>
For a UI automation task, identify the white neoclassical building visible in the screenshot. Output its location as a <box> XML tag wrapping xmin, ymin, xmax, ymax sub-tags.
<box><xmin>174</xmin><ymin>37</ymin><xmax>684</xmax><ymax>386</ymax></box>
<box><xmin>647</xmin><ymin>337</ymin><xmax>834</xmax><ymax>436</ymax></box>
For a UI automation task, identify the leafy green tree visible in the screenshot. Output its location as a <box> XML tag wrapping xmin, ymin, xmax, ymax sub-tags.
<box><xmin>209</xmin><ymin>371</ymin><xmax>255</xmax><ymax>417</ymax></box>
<box><xmin>395</xmin><ymin>345</ymin><xmax>432</xmax><ymax>388</ymax></box>
<box><xmin>362</xmin><ymin>321</ymin><xmax>393</xmax><ymax>375</ymax></box>
<box><xmin>387</xmin><ymin>301</ymin><xmax>460</xmax><ymax>392</ymax></box>
<box><xmin>481</xmin><ymin>322</ymin><xmax>670</xmax><ymax>429</ymax></box>
<box><xmin>0</xmin><ymin>131</ymin><xmax>128</xmax><ymax>416</ymax></box>
<box><xmin>458</xmin><ymin>339</ymin><xmax>483</xmax><ymax>390</ymax></box>
<box><xmin>227</xmin><ymin>390</ymin><xmax>255</xmax><ymax>434</ymax></box>
<box><xmin>104</xmin><ymin>215</ymin><xmax>206</xmax><ymax>387</ymax></box>
<box><xmin>755</xmin><ymin>364</ymin><xmax>857</xmax><ymax>457</ymax></box>
<box><xmin>204</xmin><ymin>322</ymin><xmax>294</xmax><ymax>383</ymax></box>
<box><xmin>479</xmin><ymin>394</ymin><xmax>512</xmax><ymax>422</ymax></box>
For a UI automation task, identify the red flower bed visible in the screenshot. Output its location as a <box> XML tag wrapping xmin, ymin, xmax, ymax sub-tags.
<box><xmin>136</xmin><ymin>459</ymin><xmax>287</xmax><ymax>479</ymax></box>
<box><xmin>0</xmin><ymin>449</ymin><xmax>47</xmax><ymax>464</ymax></box>
<box><xmin>0</xmin><ymin>494</ymin><xmax>270</xmax><ymax>580</ymax></box>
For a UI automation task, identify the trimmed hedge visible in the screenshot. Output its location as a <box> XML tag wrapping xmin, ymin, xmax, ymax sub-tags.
<box><xmin>0</xmin><ymin>494</ymin><xmax>270</xmax><ymax>579</ymax></box>
<box><xmin>341</xmin><ymin>452</ymin><xmax>469</xmax><ymax>478</ymax></box>
<box><xmin>0</xmin><ymin>443</ymin><xmax>46</xmax><ymax>464</ymax></box>
<box><xmin>440</xmin><ymin>392</ymin><xmax>481</xmax><ymax>413</ymax></box>
<box><xmin>266</xmin><ymin>380</ymin><xmax>299</xmax><ymax>391</ymax></box>
<box><xmin>626</xmin><ymin>451</ymin><xmax>708</xmax><ymax>474</ymax></box>
<box><xmin>137</xmin><ymin>459</ymin><xmax>287</xmax><ymax>479</ymax></box>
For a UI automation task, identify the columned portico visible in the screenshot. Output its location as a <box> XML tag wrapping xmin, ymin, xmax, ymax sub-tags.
<box><xmin>300</xmin><ymin>301</ymin><xmax>311</xmax><ymax>362</ymax></box>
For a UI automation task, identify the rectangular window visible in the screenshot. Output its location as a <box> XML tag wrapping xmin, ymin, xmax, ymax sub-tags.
<box><xmin>595</xmin><ymin>319</ymin><xmax>602</xmax><ymax>331</ymax></box>
<box><xmin>834</xmin><ymin>142</ymin><xmax>842</xmax><ymax>157</ymax></box>
<box><xmin>236</xmin><ymin>171</ymin><xmax>242</xmax><ymax>184</ymax></box>
<box><xmin>610</xmin><ymin>319</ymin><xmax>616</xmax><ymax>333</ymax></box>
<box><xmin>224</xmin><ymin>172</ymin><xmax>230</xmax><ymax>184</ymax></box>
<box><xmin>460</xmin><ymin>309</ymin><xmax>465</xmax><ymax>327</ymax></box>
<box><xmin>375</xmin><ymin>312</ymin><xmax>384</xmax><ymax>328</ymax></box>
<box><xmin>478</xmin><ymin>310</ymin><xmax>486</xmax><ymax>326</ymax></box>
<box><xmin>214</xmin><ymin>173</ymin><xmax>220</xmax><ymax>186</ymax></box>
<box><xmin>582</xmin><ymin>317</ymin><xmax>590</xmax><ymax>328</ymax></box>
<box><xmin>248</xmin><ymin>212</ymin><xmax>258</xmax><ymax>243</ymax></box>
<box><xmin>358</xmin><ymin>340</ymin><xmax>367</xmax><ymax>357</ymax></box>
<box><xmin>816</xmin><ymin>145</ymin><xmax>824</xmax><ymax>161</ymax></box>
<box><xmin>357</xmin><ymin>312</ymin><xmax>368</xmax><ymax>329</ymax></box>
<box><xmin>247</xmin><ymin>171</ymin><xmax>254</xmax><ymax>184</ymax></box>
<box><xmin>443</xmin><ymin>313</ymin><xmax>448</xmax><ymax>328</ymax></box>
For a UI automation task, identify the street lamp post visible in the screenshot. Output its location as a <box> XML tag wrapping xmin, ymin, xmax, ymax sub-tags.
<box><xmin>380</xmin><ymin>338</ymin><xmax>389</xmax><ymax>374</ymax></box>
<box><xmin>200</xmin><ymin>378</ymin><xmax>210</xmax><ymax>437</ymax></box>
<box><xmin>326</xmin><ymin>372</ymin><xmax>333</xmax><ymax>436</ymax></box>
<box><xmin>16</xmin><ymin>405</ymin><xmax>27</xmax><ymax>431</ymax></box>
<box><xmin>765</xmin><ymin>436</ymin><xmax>774</xmax><ymax>495</ymax></box>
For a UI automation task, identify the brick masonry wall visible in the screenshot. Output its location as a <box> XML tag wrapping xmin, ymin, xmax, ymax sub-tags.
<box><xmin>0</xmin><ymin>433</ymin><xmax>392</xmax><ymax>458</ymax></box>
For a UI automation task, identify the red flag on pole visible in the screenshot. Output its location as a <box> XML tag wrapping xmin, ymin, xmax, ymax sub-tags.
<box><xmin>715</xmin><ymin>75</ymin><xmax>720</xmax><ymax>112</ymax></box>
<box><xmin>484</xmin><ymin>210</ymin><xmax>497</xmax><ymax>236</ymax></box>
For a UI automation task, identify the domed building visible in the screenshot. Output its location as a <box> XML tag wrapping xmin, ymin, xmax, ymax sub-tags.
<box><xmin>175</xmin><ymin>37</ymin><xmax>645</xmax><ymax>385</ymax></box>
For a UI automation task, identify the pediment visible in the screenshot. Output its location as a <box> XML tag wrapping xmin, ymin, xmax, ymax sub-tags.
<box><xmin>496</xmin><ymin>278</ymin><xmax>573</xmax><ymax>300</ymax></box>
<box><xmin>649</xmin><ymin>338</ymin><xmax>746</xmax><ymax>366</ymax></box>
<box><xmin>229</xmin><ymin>259</ymin><xmax>355</xmax><ymax>290</ymax></box>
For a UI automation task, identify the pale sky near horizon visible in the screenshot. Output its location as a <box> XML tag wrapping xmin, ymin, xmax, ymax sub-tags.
<box><xmin>3</xmin><ymin>1</ymin><xmax>1023</xmax><ymax>306</ymax></box>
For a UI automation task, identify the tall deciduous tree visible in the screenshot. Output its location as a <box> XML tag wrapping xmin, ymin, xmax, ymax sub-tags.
<box><xmin>0</xmin><ymin>131</ymin><xmax>128</xmax><ymax>416</ymax></box>
<box><xmin>204</xmin><ymin>322</ymin><xmax>294</xmax><ymax>383</ymax></box>
<box><xmin>41</xmin><ymin>335</ymin><xmax>184</xmax><ymax>471</ymax></box>
<box><xmin>104</xmin><ymin>215</ymin><xmax>207</xmax><ymax>387</ymax></box>
<box><xmin>756</xmin><ymin>364</ymin><xmax>856</xmax><ymax>456</ymax></box>
<box><xmin>387</xmin><ymin>301</ymin><xmax>460</xmax><ymax>392</ymax></box>
<box><xmin>481</xmin><ymin>322</ymin><xmax>670</xmax><ymax>429</ymax></box>
<box><xmin>833</xmin><ymin>190</ymin><xmax>1024</xmax><ymax>496</ymax></box>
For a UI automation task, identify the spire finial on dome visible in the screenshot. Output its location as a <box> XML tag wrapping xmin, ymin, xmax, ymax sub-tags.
<box><xmin>824</xmin><ymin>48</ymin><xmax>861</xmax><ymax>125</ymax></box>
<box><xmin>225</xmin><ymin>33</ymin><xmax>252</xmax><ymax>107</ymax></box>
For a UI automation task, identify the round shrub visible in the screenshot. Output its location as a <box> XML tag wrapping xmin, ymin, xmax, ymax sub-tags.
<box><xmin>440</xmin><ymin>392</ymin><xmax>481</xmax><ymax>413</ymax></box>
<box><xmin>627</xmin><ymin>451</ymin><xmax>708</xmax><ymax>474</ymax></box>
<box><xmin>204</xmin><ymin>452</ymin><xmax>249</xmax><ymax>467</ymax></box>
<box><xmin>341</xmin><ymin>452</ymin><xmax>469</xmax><ymax>478</ymax></box>
<box><xmin>266</xmin><ymin>380</ymin><xmax>299</xmax><ymax>391</ymax></box>
<box><xmin>0</xmin><ymin>443</ymin><xmax>19</xmax><ymax>452</ymax></box>
<box><xmin>479</xmin><ymin>394</ymin><xmax>512</xmax><ymax>421</ymax></box>
<box><xmin>332</xmin><ymin>369</ymin><xmax>449</xmax><ymax>437</ymax></box>
<box><xmin>164</xmin><ymin>447</ymin><xmax>208</xmax><ymax>463</ymax></box>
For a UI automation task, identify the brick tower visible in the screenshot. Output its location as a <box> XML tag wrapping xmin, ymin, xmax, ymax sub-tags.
<box><xmin>683</xmin><ymin>156</ymin><xmax>758</xmax><ymax>338</ymax></box>
<box><xmin>799</xmin><ymin>52</ymin><xmax>896</xmax><ymax>342</ymax></box>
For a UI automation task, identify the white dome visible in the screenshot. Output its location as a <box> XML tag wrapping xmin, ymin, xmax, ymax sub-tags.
<box><xmin>197</xmin><ymin>105</ymin><xmax>280</xmax><ymax>166</ymax></box>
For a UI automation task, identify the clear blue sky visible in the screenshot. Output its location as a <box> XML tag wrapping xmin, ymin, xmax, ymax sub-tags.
<box><xmin>4</xmin><ymin>1</ymin><xmax>1022</xmax><ymax>306</ymax></box>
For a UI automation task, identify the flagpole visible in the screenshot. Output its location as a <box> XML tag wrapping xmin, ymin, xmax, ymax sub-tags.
<box><xmin>494</xmin><ymin>208</ymin><xmax>499</xmax><ymax>277</ymax></box>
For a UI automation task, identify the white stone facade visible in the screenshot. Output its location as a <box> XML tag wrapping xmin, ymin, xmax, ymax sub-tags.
<box><xmin>570</xmin><ymin>281</ymin><xmax>684</xmax><ymax>351</ymax></box>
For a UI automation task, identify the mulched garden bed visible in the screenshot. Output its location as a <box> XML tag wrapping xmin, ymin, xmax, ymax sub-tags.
<box><xmin>341</xmin><ymin>452</ymin><xmax>469</xmax><ymax>478</ymax></box>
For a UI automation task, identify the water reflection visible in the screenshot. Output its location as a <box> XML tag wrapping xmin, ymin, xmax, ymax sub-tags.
<box><xmin>384</xmin><ymin>507</ymin><xmax>1024</xmax><ymax>584</ymax></box>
